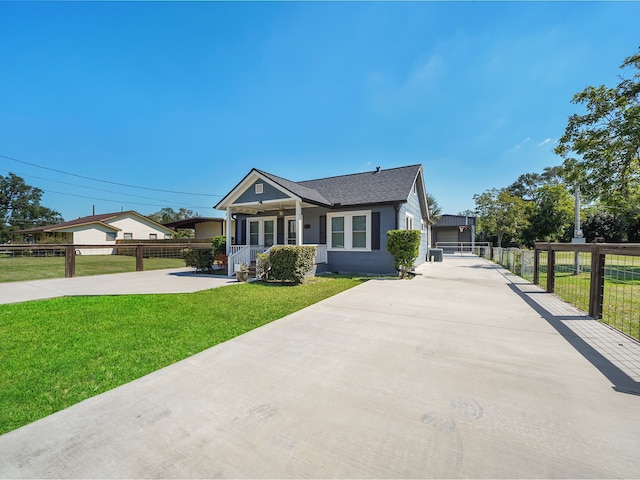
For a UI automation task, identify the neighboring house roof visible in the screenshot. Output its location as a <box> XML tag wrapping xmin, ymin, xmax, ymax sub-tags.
<box><xmin>434</xmin><ymin>214</ymin><xmax>476</xmax><ymax>227</ymax></box>
<box><xmin>14</xmin><ymin>211</ymin><xmax>173</xmax><ymax>235</ymax></box>
<box><xmin>216</xmin><ymin>164</ymin><xmax>427</xmax><ymax>210</ymax></box>
<box><xmin>163</xmin><ymin>217</ymin><xmax>226</xmax><ymax>230</ymax></box>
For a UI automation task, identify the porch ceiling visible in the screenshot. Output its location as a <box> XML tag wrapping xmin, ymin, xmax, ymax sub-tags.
<box><xmin>229</xmin><ymin>199</ymin><xmax>316</xmax><ymax>216</ymax></box>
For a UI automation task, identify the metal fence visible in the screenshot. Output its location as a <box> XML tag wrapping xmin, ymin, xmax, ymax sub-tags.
<box><xmin>435</xmin><ymin>242</ymin><xmax>492</xmax><ymax>258</ymax></box>
<box><xmin>0</xmin><ymin>243</ymin><xmax>213</xmax><ymax>283</ymax></box>
<box><xmin>492</xmin><ymin>242</ymin><xmax>640</xmax><ymax>341</ymax></box>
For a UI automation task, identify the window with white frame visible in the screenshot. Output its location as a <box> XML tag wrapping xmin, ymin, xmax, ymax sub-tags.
<box><xmin>405</xmin><ymin>213</ymin><xmax>414</xmax><ymax>230</ymax></box>
<box><xmin>165</xmin><ymin>233</ymin><xmax>172</xmax><ymax>239</ymax></box>
<box><xmin>255</xmin><ymin>183</ymin><xmax>264</xmax><ymax>194</ymax></box>
<box><xmin>124</xmin><ymin>233</ymin><xmax>133</xmax><ymax>240</ymax></box>
<box><xmin>327</xmin><ymin>211</ymin><xmax>371</xmax><ymax>251</ymax></box>
<box><xmin>106</xmin><ymin>232</ymin><xmax>117</xmax><ymax>241</ymax></box>
<box><xmin>149</xmin><ymin>233</ymin><xmax>157</xmax><ymax>240</ymax></box>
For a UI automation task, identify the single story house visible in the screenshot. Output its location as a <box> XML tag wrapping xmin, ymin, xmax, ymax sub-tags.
<box><xmin>215</xmin><ymin>164</ymin><xmax>433</xmax><ymax>275</ymax></box>
<box><xmin>162</xmin><ymin>217</ymin><xmax>234</xmax><ymax>240</ymax></box>
<box><xmin>432</xmin><ymin>214</ymin><xmax>476</xmax><ymax>251</ymax></box>
<box><xmin>14</xmin><ymin>210</ymin><xmax>175</xmax><ymax>254</ymax></box>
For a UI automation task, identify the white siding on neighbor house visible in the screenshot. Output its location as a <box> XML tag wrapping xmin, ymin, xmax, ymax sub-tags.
<box><xmin>195</xmin><ymin>221</ymin><xmax>224</xmax><ymax>239</ymax></box>
<box><xmin>65</xmin><ymin>225</ymin><xmax>118</xmax><ymax>255</ymax></box>
<box><xmin>71</xmin><ymin>224</ymin><xmax>117</xmax><ymax>245</ymax></box>
<box><xmin>108</xmin><ymin>214</ymin><xmax>171</xmax><ymax>240</ymax></box>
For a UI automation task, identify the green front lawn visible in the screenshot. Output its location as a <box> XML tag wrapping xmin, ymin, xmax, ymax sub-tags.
<box><xmin>0</xmin><ymin>276</ymin><xmax>367</xmax><ymax>435</ymax></box>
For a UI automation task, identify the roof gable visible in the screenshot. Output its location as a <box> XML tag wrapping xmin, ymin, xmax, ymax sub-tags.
<box><xmin>217</xmin><ymin>164</ymin><xmax>426</xmax><ymax>212</ymax></box>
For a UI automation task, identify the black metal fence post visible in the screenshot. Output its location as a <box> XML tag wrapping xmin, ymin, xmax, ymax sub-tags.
<box><xmin>589</xmin><ymin>244</ymin><xmax>605</xmax><ymax>319</ymax></box>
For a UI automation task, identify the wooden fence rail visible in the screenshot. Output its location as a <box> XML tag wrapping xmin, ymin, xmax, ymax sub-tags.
<box><xmin>534</xmin><ymin>242</ymin><xmax>640</xmax><ymax>320</ymax></box>
<box><xmin>0</xmin><ymin>243</ymin><xmax>213</xmax><ymax>278</ymax></box>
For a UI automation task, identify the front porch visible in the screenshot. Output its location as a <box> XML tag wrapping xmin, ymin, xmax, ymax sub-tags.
<box><xmin>227</xmin><ymin>244</ymin><xmax>328</xmax><ymax>276</ymax></box>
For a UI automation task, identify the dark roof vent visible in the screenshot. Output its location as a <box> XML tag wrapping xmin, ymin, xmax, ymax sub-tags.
<box><xmin>375</xmin><ymin>166</ymin><xmax>380</xmax><ymax>173</ymax></box>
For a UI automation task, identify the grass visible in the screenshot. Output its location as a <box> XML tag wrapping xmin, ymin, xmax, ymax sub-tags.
<box><xmin>496</xmin><ymin>251</ymin><xmax>640</xmax><ymax>341</ymax></box>
<box><xmin>0</xmin><ymin>275</ymin><xmax>368</xmax><ymax>435</ymax></box>
<box><xmin>0</xmin><ymin>255</ymin><xmax>186</xmax><ymax>283</ymax></box>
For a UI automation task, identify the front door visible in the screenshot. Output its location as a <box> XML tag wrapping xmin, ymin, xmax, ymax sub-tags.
<box><xmin>287</xmin><ymin>218</ymin><xmax>296</xmax><ymax>245</ymax></box>
<box><xmin>247</xmin><ymin>217</ymin><xmax>276</xmax><ymax>247</ymax></box>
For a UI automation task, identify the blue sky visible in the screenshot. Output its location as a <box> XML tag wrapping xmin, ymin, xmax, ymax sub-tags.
<box><xmin>1</xmin><ymin>1</ymin><xmax>638</xmax><ymax>221</ymax></box>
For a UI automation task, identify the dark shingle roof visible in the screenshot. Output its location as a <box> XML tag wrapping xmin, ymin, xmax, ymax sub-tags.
<box><xmin>298</xmin><ymin>165</ymin><xmax>421</xmax><ymax>206</ymax></box>
<box><xmin>252</xmin><ymin>165</ymin><xmax>421</xmax><ymax>207</ymax></box>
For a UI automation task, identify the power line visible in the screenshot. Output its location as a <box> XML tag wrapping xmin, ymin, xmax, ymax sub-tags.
<box><xmin>0</xmin><ymin>168</ymin><xmax>206</xmax><ymax>205</ymax></box>
<box><xmin>45</xmin><ymin>189</ymin><xmax>212</xmax><ymax>209</ymax></box>
<box><xmin>0</xmin><ymin>153</ymin><xmax>223</xmax><ymax>197</ymax></box>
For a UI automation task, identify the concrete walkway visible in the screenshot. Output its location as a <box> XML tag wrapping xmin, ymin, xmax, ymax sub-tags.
<box><xmin>1</xmin><ymin>256</ymin><xmax>639</xmax><ymax>478</ymax></box>
<box><xmin>0</xmin><ymin>267</ymin><xmax>237</xmax><ymax>304</ymax></box>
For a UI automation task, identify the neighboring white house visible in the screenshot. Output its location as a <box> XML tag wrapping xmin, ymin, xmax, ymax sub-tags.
<box><xmin>14</xmin><ymin>211</ymin><xmax>175</xmax><ymax>254</ymax></box>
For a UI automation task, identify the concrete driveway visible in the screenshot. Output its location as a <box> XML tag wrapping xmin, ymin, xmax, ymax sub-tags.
<box><xmin>1</xmin><ymin>256</ymin><xmax>639</xmax><ymax>478</ymax></box>
<box><xmin>0</xmin><ymin>267</ymin><xmax>237</xmax><ymax>304</ymax></box>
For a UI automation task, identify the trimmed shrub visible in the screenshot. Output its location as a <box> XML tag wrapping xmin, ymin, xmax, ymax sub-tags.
<box><xmin>386</xmin><ymin>230</ymin><xmax>421</xmax><ymax>278</ymax></box>
<box><xmin>256</xmin><ymin>253</ymin><xmax>271</xmax><ymax>280</ymax></box>
<box><xmin>267</xmin><ymin>245</ymin><xmax>317</xmax><ymax>283</ymax></box>
<box><xmin>211</xmin><ymin>236</ymin><xmax>227</xmax><ymax>257</ymax></box>
<box><xmin>181</xmin><ymin>248</ymin><xmax>215</xmax><ymax>273</ymax></box>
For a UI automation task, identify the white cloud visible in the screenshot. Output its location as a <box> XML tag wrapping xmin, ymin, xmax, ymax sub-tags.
<box><xmin>514</xmin><ymin>137</ymin><xmax>531</xmax><ymax>150</ymax></box>
<box><xmin>537</xmin><ymin>138</ymin><xmax>552</xmax><ymax>147</ymax></box>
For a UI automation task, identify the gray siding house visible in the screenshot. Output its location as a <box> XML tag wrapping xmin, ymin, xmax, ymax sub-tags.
<box><xmin>215</xmin><ymin>164</ymin><xmax>433</xmax><ymax>275</ymax></box>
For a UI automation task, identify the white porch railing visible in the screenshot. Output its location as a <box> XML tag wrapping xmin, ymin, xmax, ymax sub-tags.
<box><xmin>228</xmin><ymin>243</ymin><xmax>328</xmax><ymax>276</ymax></box>
<box><xmin>310</xmin><ymin>244</ymin><xmax>327</xmax><ymax>264</ymax></box>
<box><xmin>228</xmin><ymin>245</ymin><xmax>269</xmax><ymax>275</ymax></box>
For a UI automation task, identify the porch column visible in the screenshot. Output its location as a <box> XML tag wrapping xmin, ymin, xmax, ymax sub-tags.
<box><xmin>226</xmin><ymin>207</ymin><xmax>232</xmax><ymax>254</ymax></box>
<box><xmin>295</xmin><ymin>200</ymin><xmax>303</xmax><ymax>245</ymax></box>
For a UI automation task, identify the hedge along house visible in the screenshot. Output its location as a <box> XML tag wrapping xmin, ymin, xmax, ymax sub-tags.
<box><xmin>215</xmin><ymin>164</ymin><xmax>433</xmax><ymax>275</ymax></box>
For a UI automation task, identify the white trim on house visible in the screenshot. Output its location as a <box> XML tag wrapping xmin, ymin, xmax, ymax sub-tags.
<box><xmin>246</xmin><ymin>216</ymin><xmax>278</xmax><ymax>247</ymax></box>
<box><xmin>327</xmin><ymin>210</ymin><xmax>371</xmax><ymax>252</ymax></box>
<box><xmin>219</xmin><ymin>170</ymin><xmax>301</xmax><ymax>208</ymax></box>
<box><xmin>284</xmin><ymin>215</ymin><xmax>302</xmax><ymax>245</ymax></box>
<box><xmin>405</xmin><ymin>213</ymin><xmax>414</xmax><ymax>230</ymax></box>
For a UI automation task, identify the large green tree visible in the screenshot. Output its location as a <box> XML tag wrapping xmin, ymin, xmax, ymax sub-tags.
<box><xmin>521</xmin><ymin>184</ymin><xmax>574</xmax><ymax>245</ymax></box>
<box><xmin>473</xmin><ymin>188</ymin><xmax>528</xmax><ymax>247</ymax></box>
<box><xmin>555</xmin><ymin>48</ymin><xmax>640</xmax><ymax>209</ymax></box>
<box><xmin>0</xmin><ymin>173</ymin><xmax>63</xmax><ymax>242</ymax></box>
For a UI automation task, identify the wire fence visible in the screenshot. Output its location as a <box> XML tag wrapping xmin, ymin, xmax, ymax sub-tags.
<box><xmin>492</xmin><ymin>243</ymin><xmax>640</xmax><ymax>342</ymax></box>
<box><xmin>0</xmin><ymin>243</ymin><xmax>213</xmax><ymax>283</ymax></box>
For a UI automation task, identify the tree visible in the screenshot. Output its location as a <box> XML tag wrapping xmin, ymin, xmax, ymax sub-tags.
<box><xmin>581</xmin><ymin>207</ymin><xmax>629</xmax><ymax>242</ymax></box>
<box><xmin>521</xmin><ymin>184</ymin><xmax>574</xmax><ymax>245</ymax></box>
<box><xmin>426</xmin><ymin>193</ymin><xmax>441</xmax><ymax>220</ymax></box>
<box><xmin>148</xmin><ymin>207</ymin><xmax>197</xmax><ymax>239</ymax></box>
<box><xmin>0</xmin><ymin>173</ymin><xmax>63</xmax><ymax>243</ymax></box>
<box><xmin>555</xmin><ymin>47</ymin><xmax>640</xmax><ymax>209</ymax></box>
<box><xmin>473</xmin><ymin>188</ymin><xmax>528</xmax><ymax>247</ymax></box>
<box><xmin>147</xmin><ymin>207</ymin><xmax>196</xmax><ymax>224</ymax></box>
